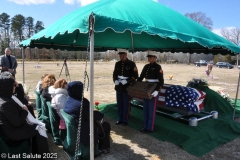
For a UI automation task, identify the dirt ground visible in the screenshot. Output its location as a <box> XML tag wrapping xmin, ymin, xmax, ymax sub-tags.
<box><xmin>17</xmin><ymin>61</ymin><xmax>240</xmax><ymax>160</ymax></box>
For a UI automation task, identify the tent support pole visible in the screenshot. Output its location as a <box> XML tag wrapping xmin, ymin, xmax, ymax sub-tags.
<box><xmin>130</xmin><ymin>32</ymin><xmax>134</xmax><ymax>61</ymax></box>
<box><xmin>22</xmin><ymin>47</ymin><xmax>25</xmax><ymax>85</ymax></box>
<box><xmin>233</xmin><ymin>70</ymin><xmax>240</xmax><ymax>120</ymax></box>
<box><xmin>89</xmin><ymin>29</ymin><xmax>94</xmax><ymax>160</ymax></box>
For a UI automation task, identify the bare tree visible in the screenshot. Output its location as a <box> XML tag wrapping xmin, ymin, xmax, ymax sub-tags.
<box><xmin>185</xmin><ymin>12</ymin><xmax>213</xmax><ymax>30</ymax></box>
<box><xmin>221</xmin><ymin>27</ymin><xmax>240</xmax><ymax>65</ymax></box>
<box><xmin>221</xmin><ymin>28</ymin><xmax>240</xmax><ymax>45</ymax></box>
<box><xmin>184</xmin><ymin>12</ymin><xmax>213</xmax><ymax>63</ymax></box>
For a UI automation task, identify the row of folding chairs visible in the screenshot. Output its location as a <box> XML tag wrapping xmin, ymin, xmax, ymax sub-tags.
<box><xmin>34</xmin><ymin>91</ymin><xmax>97</xmax><ymax>160</ymax></box>
<box><xmin>34</xmin><ymin>90</ymin><xmax>62</xmax><ymax>144</ymax></box>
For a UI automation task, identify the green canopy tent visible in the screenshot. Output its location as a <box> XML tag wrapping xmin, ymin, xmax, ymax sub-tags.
<box><xmin>19</xmin><ymin>0</ymin><xmax>240</xmax><ymax>159</ymax></box>
<box><xmin>20</xmin><ymin>0</ymin><xmax>240</xmax><ymax>54</ymax></box>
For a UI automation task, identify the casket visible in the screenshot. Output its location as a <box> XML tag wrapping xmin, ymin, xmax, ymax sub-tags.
<box><xmin>131</xmin><ymin>84</ymin><xmax>206</xmax><ymax>114</ymax></box>
<box><xmin>158</xmin><ymin>84</ymin><xmax>206</xmax><ymax>113</ymax></box>
<box><xmin>126</xmin><ymin>81</ymin><xmax>157</xmax><ymax>99</ymax></box>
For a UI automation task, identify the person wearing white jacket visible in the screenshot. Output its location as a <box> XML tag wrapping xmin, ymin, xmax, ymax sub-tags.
<box><xmin>49</xmin><ymin>78</ymin><xmax>68</xmax><ymax>118</ymax></box>
<box><xmin>48</xmin><ymin>78</ymin><xmax>68</xmax><ymax>145</ymax></box>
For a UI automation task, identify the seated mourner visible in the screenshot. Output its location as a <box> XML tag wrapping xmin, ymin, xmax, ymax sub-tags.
<box><xmin>15</xmin><ymin>82</ymin><xmax>36</xmax><ymax>118</ymax></box>
<box><xmin>49</xmin><ymin>78</ymin><xmax>68</xmax><ymax>118</ymax></box>
<box><xmin>0</xmin><ymin>72</ymin><xmax>49</xmax><ymax>157</ymax></box>
<box><xmin>41</xmin><ymin>74</ymin><xmax>56</xmax><ymax>101</ymax></box>
<box><xmin>36</xmin><ymin>74</ymin><xmax>48</xmax><ymax>93</ymax></box>
<box><xmin>64</xmin><ymin>81</ymin><xmax>111</xmax><ymax>155</ymax></box>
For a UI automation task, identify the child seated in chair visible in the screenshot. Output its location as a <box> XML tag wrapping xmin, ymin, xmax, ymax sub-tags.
<box><xmin>64</xmin><ymin>81</ymin><xmax>111</xmax><ymax>155</ymax></box>
<box><xmin>49</xmin><ymin>78</ymin><xmax>68</xmax><ymax>118</ymax></box>
<box><xmin>49</xmin><ymin>78</ymin><xmax>68</xmax><ymax>145</ymax></box>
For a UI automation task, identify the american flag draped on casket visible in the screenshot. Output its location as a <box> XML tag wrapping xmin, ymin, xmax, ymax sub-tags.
<box><xmin>158</xmin><ymin>84</ymin><xmax>206</xmax><ymax>113</ymax></box>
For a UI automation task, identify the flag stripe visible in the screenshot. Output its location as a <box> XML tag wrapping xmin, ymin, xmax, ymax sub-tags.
<box><xmin>157</xmin><ymin>84</ymin><xmax>206</xmax><ymax>113</ymax></box>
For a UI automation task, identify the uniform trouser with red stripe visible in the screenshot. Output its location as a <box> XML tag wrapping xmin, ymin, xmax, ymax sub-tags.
<box><xmin>116</xmin><ymin>91</ymin><xmax>130</xmax><ymax>123</ymax></box>
<box><xmin>143</xmin><ymin>96</ymin><xmax>157</xmax><ymax>131</ymax></box>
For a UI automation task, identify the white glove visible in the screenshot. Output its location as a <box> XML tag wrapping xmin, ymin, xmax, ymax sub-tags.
<box><xmin>115</xmin><ymin>80</ymin><xmax>120</xmax><ymax>85</ymax></box>
<box><xmin>151</xmin><ymin>91</ymin><xmax>158</xmax><ymax>97</ymax></box>
<box><xmin>121</xmin><ymin>79</ymin><xmax>127</xmax><ymax>85</ymax></box>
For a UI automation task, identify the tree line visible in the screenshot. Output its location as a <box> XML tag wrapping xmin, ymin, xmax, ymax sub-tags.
<box><xmin>0</xmin><ymin>12</ymin><xmax>44</xmax><ymax>53</ymax></box>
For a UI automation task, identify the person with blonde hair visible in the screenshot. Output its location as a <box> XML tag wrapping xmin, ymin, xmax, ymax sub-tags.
<box><xmin>41</xmin><ymin>74</ymin><xmax>56</xmax><ymax>101</ymax></box>
<box><xmin>47</xmin><ymin>78</ymin><xmax>68</xmax><ymax>145</ymax></box>
<box><xmin>36</xmin><ymin>74</ymin><xmax>48</xmax><ymax>93</ymax></box>
<box><xmin>50</xmin><ymin>78</ymin><xmax>68</xmax><ymax>117</ymax></box>
<box><xmin>35</xmin><ymin>74</ymin><xmax>49</xmax><ymax>121</ymax></box>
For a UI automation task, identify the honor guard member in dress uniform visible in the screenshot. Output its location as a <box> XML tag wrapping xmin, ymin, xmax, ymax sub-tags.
<box><xmin>137</xmin><ymin>50</ymin><xmax>164</xmax><ymax>133</ymax></box>
<box><xmin>113</xmin><ymin>49</ymin><xmax>138</xmax><ymax>126</ymax></box>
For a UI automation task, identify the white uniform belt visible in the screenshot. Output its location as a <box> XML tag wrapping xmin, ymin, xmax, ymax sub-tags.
<box><xmin>118</xmin><ymin>76</ymin><xmax>129</xmax><ymax>80</ymax></box>
<box><xmin>145</xmin><ymin>79</ymin><xmax>159</xmax><ymax>82</ymax></box>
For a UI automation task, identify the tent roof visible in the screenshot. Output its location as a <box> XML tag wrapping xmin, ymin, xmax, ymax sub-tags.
<box><xmin>20</xmin><ymin>0</ymin><xmax>240</xmax><ymax>55</ymax></box>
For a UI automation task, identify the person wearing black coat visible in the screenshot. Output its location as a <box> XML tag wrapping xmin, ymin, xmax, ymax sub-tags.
<box><xmin>64</xmin><ymin>81</ymin><xmax>111</xmax><ymax>154</ymax></box>
<box><xmin>0</xmin><ymin>72</ymin><xmax>49</xmax><ymax>157</ymax></box>
<box><xmin>14</xmin><ymin>83</ymin><xmax>36</xmax><ymax>118</ymax></box>
<box><xmin>112</xmin><ymin>49</ymin><xmax>138</xmax><ymax>126</ymax></box>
